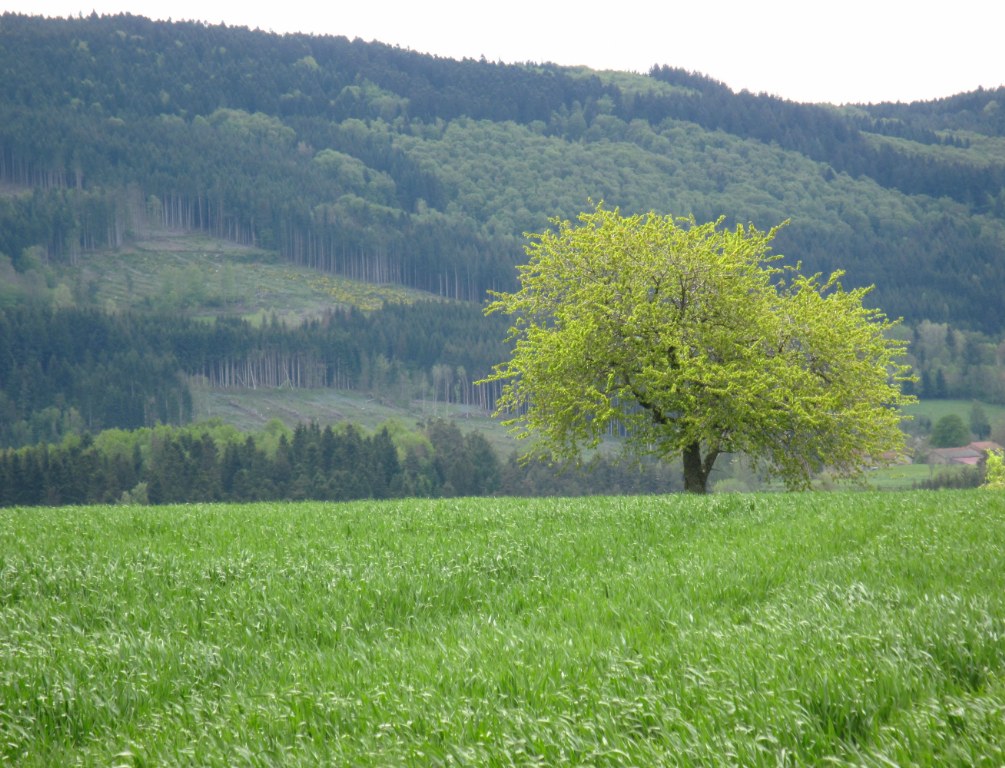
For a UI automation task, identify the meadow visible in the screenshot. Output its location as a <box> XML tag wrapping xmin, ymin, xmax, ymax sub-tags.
<box><xmin>71</xmin><ymin>231</ymin><xmax>428</xmax><ymax>323</ymax></box>
<box><xmin>2</xmin><ymin>491</ymin><xmax>1003</xmax><ymax>766</ymax></box>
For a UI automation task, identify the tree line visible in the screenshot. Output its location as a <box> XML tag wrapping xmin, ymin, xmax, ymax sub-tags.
<box><xmin>0</xmin><ymin>303</ymin><xmax>509</xmax><ymax>449</ymax></box>
<box><xmin>0</xmin><ymin>419</ymin><xmax>679</xmax><ymax>507</ymax></box>
<box><xmin>906</xmin><ymin>320</ymin><xmax>1005</xmax><ymax>402</ymax></box>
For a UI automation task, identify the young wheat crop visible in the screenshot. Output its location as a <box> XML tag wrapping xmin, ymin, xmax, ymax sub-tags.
<box><xmin>1</xmin><ymin>492</ymin><xmax>1003</xmax><ymax>765</ymax></box>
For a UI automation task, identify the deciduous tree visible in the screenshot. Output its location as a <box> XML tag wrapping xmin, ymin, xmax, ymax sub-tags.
<box><xmin>931</xmin><ymin>414</ymin><xmax>970</xmax><ymax>448</ymax></box>
<box><xmin>483</xmin><ymin>205</ymin><xmax>915</xmax><ymax>493</ymax></box>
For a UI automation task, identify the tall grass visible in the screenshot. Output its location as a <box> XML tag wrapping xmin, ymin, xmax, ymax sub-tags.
<box><xmin>2</xmin><ymin>491</ymin><xmax>1003</xmax><ymax>765</ymax></box>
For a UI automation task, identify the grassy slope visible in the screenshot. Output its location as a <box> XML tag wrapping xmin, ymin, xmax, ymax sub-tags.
<box><xmin>71</xmin><ymin>230</ymin><xmax>434</xmax><ymax>323</ymax></box>
<box><xmin>73</xmin><ymin>230</ymin><xmax>525</xmax><ymax>448</ymax></box>
<box><xmin>190</xmin><ymin>385</ymin><xmax>516</xmax><ymax>456</ymax></box>
<box><xmin>2</xmin><ymin>491</ymin><xmax>1003</xmax><ymax>766</ymax></box>
<box><xmin>905</xmin><ymin>398</ymin><xmax>1005</xmax><ymax>428</ymax></box>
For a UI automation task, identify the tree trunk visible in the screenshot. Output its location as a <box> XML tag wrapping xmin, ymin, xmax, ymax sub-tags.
<box><xmin>682</xmin><ymin>441</ymin><xmax>719</xmax><ymax>494</ymax></box>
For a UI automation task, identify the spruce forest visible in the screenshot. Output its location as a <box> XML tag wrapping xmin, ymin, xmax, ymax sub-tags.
<box><xmin>2</xmin><ymin>12</ymin><xmax>1005</xmax><ymax>497</ymax></box>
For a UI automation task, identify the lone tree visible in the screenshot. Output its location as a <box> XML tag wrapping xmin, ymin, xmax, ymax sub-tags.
<box><xmin>483</xmin><ymin>205</ymin><xmax>915</xmax><ymax>493</ymax></box>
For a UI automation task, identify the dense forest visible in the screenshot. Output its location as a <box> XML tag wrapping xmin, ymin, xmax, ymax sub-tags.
<box><xmin>0</xmin><ymin>303</ymin><xmax>510</xmax><ymax>448</ymax></box>
<box><xmin>2</xmin><ymin>13</ymin><xmax>1005</xmax><ymax>323</ymax></box>
<box><xmin>2</xmin><ymin>13</ymin><xmax>1005</xmax><ymax>493</ymax></box>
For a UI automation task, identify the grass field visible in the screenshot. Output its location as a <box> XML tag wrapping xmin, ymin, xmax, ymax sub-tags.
<box><xmin>71</xmin><ymin>231</ymin><xmax>432</xmax><ymax>322</ymax></box>
<box><xmin>3</xmin><ymin>492</ymin><xmax>1004</xmax><ymax>766</ymax></box>
<box><xmin>904</xmin><ymin>399</ymin><xmax>1005</xmax><ymax>431</ymax></box>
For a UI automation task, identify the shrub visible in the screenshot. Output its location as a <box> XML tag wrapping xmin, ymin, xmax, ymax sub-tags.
<box><xmin>983</xmin><ymin>449</ymin><xmax>1005</xmax><ymax>489</ymax></box>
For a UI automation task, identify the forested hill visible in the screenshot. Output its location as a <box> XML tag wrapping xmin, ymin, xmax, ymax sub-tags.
<box><xmin>2</xmin><ymin>13</ymin><xmax>1005</xmax><ymax>330</ymax></box>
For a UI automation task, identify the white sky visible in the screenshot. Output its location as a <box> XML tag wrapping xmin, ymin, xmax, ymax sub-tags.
<box><xmin>9</xmin><ymin>0</ymin><xmax>1005</xmax><ymax>105</ymax></box>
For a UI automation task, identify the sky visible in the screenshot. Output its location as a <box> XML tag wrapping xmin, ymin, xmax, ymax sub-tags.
<box><xmin>8</xmin><ymin>0</ymin><xmax>1005</xmax><ymax>105</ymax></box>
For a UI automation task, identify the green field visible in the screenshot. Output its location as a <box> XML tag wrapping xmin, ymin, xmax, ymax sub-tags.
<box><xmin>3</xmin><ymin>492</ymin><xmax>1004</xmax><ymax>766</ymax></box>
<box><xmin>71</xmin><ymin>231</ymin><xmax>433</xmax><ymax>322</ymax></box>
<box><xmin>904</xmin><ymin>399</ymin><xmax>1005</xmax><ymax>431</ymax></box>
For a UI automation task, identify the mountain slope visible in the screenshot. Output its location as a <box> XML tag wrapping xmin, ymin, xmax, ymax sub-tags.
<box><xmin>2</xmin><ymin>12</ymin><xmax>1004</xmax><ymax>330</ymax></box>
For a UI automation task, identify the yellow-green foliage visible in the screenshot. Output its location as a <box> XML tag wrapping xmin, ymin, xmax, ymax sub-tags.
<box><xmin>304</xmin><ymin>273</ymin><xmax>419</xmax><ymax>311</ymax></box>
<box><xmin>484</xmin><ymin>204</ymin><xmax>916</xmax><ymax>492</ymax></box>
<box><xmin>984</xmin><ymin>449</ymin><xmax>1005</xmax><ymax>489</ymax></box>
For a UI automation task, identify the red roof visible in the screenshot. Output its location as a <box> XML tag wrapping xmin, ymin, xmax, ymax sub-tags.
<box><xmin>969</xmin><ymin>441</ymin><xmax>1003</xmax><ymax>453</ymax></box>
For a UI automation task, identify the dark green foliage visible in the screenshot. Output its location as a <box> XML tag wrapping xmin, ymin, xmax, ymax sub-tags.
<box><xmin>647</xmin><ymin>66</ymin><xmax>1005</xmax><ymax>209</ymax></box>
<box><xmin>930</xmin><ymin>414</ymin><xmax>971</xmax><ymax>448</ymax></box>
<box><xmin>970</xmin><ymin>402</ymin><xmax>992</xmax><ymax>439</ymax></box>
<box><xmin>424</xmin><ymin>420</ymin><xmax>502</xmax><ymax>497</ymax></box>
<box><xmin>0</xmin><ymin>303</ymin><xmax>510</xmax><ymax>448</ymax></box>
<box><xmin>3</xmin><ymin>11</ymin><xmax>1005</xmax><ymax>450</ymax></box>
<box><xmin>0</xmin><ymin>306</ymin><xmax>192</xmax><ymax>447</ymax></box>
<box><xmin>0</xmin><ymin>419</ymin><xmax>675</xmax><ymax>505</ymax></box>
<box><xmin>917</xmin><ymin>465</ymin><xmax>985</xmax><ymax>490</ymax></box>
<box><xmin>907</xmin><ymin>322</ymin><xmax>1005</xmax><ymax>404</ymax></box>
<box><xmin>0</xmin><ymin>188</ymin><xmax>122</xmax><ymax>262</ymax></box>
<box><xmin>1</xmin><ymin>14</ymin><xmax>1004</xmax><ymax>327</ymax></box>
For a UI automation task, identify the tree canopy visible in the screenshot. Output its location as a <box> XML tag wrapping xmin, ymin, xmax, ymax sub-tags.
<box><xmin>930</xmin><ymin>414</ymin><xmax>971</xmax><ymax>448</ymax></box>
<box><xmin>484</xmin><ymin>205</ymin><xmax>916</xmax><ymax>492</ymax></box>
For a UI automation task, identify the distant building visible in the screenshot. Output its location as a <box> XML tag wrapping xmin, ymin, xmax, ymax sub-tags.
<box><xmin>969</xmin><ymin>441</ymin><xmax>1004</xmax><ymax>454</ymax></box>
<box><xmin>928</xmin><ymin>441</ymin><xmax>1004</xmax><ymax>466</ymax></box>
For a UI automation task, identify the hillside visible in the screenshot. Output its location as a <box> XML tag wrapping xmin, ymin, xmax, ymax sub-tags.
<box><xmin>2</xmin><ymin>12</ymin><xmax>1004</xmax><ymax>328</ymax></box>
<box><xmin>2</xmin><ymin>13</ymin><xmax>1005</xmax><ymax>450</ymax></box>
<box><xmin>66</xmin><ymin>229</ymin><xmax>432</xmax><ymax>320</ymax></box>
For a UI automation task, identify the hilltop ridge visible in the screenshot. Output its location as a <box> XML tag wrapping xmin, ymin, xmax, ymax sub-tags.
<box><xmin>1</xmin><ymin>12</ymin><xmax>1003</xmax><ymax>328</ymax></box>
